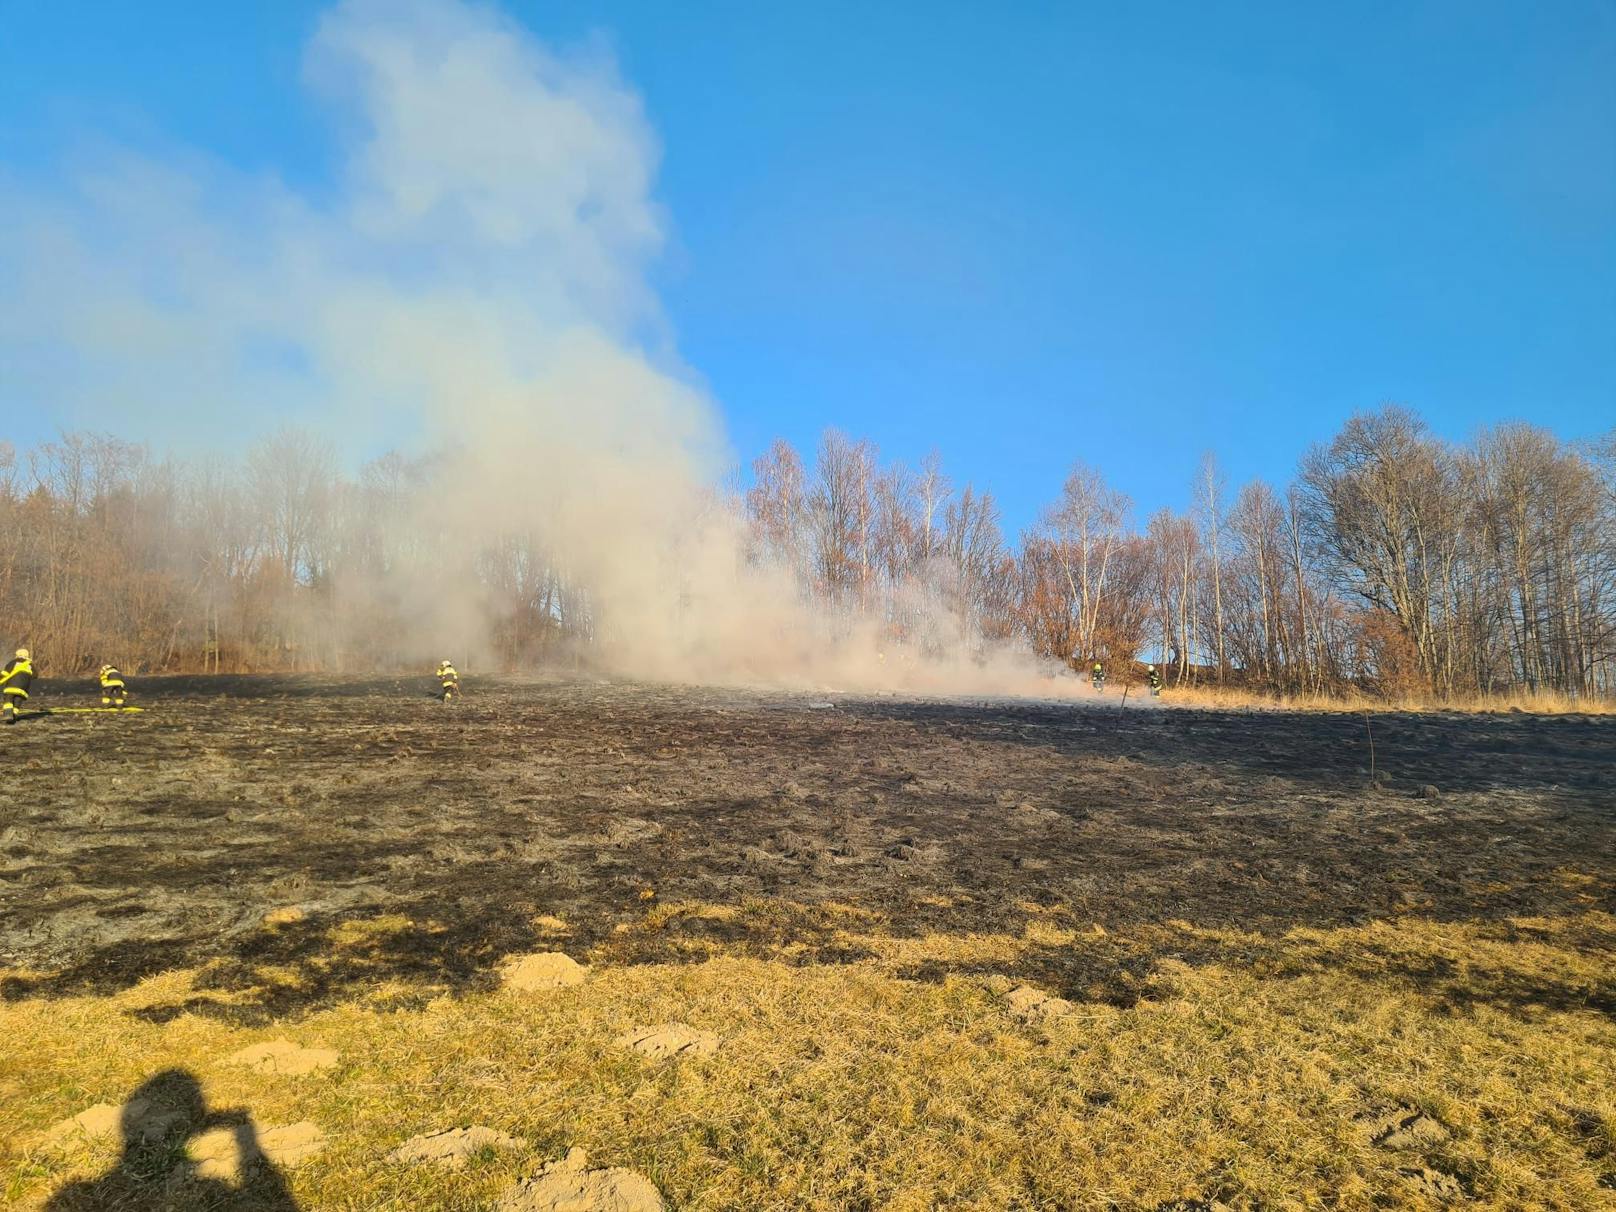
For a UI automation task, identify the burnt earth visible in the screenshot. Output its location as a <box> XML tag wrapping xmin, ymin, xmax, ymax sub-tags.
<box><xmin>2</xmin><ymin>675</ymin><xmax>1612</xmax><ymax>1021</ymax></box>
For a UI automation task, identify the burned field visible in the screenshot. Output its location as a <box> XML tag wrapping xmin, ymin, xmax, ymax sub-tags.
<box><xmin>4</xmin><ymin>677</ymin><xmax>1616</xmax><ymax>1209</ymax></box>
<box><xmin>4</xmin><ymin>676</ymin><xmax>1613</xmax><ymax>1012</ymax></box>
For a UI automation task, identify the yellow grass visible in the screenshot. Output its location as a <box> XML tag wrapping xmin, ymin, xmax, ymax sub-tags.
<box><xmin>1151</xmin><ymin>683</ymin><xmax>1616</xmax><ymax>715</ymax></box>
<box><xmin>5</xmin><ymin>908</ymin><xmax>1614</xmax><ymax>1209</ymax></box>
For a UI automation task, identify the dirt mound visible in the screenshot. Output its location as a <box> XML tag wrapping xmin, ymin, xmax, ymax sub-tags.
<box><xmin>614</xmin><ymin>1023</ymin><xmax>720</xmax><ymax>1060</ymax></box>
<box><xmin>499</xmin><ymin>1146</ymin><xmax>664</xmax><ymax>1211</ymax></box>
<box><xmin>1003</xmin><ymin>984</ymin><xmax>1075</xmax><ymax>1022</ymax></box>
<box><xmin>224</xmin><ymin>1038</ymin><xmax>340</xmax><ymax>1075</ymax></box>
<box><xmin>42</xmin><ymin>1099</ymin><xmax>183</xmax><ymax>1149</ymax></box>
<box><xmin>188</xmin><ymin>1120</ymin><xmax>326</xmax><ymax>1180</ymax></box>
<box><xmin>389</xmin><ymin>1124</ymin><xmax>522</xmax><ymax>1168</ymax></box>
<box><xmin>1370</xmin><ymin>1108</ymin><xmax>1451</xmax><ymax>1151</ymax></box>
<box><xmin>1400</xmin><ymin>1165</ymin><xmax>1466</xmax><ymax>1200</ymax></box>
<box><xmin>43</xmin><ymin>1102</ymin><xmax>126</xmax><ymax>1148</ymax></box>
<box><xmin>501</xmin><ymin>951</ymin><xmax>587</xmax><ymax>991</ymax></box>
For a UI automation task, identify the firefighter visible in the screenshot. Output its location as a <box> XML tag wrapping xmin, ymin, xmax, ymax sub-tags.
<box><xmin>2</xmin><ymin>648</ymin><xmax>34</xmax><ymax>724</ymax></box>
<box><xmin>1147</xmin><ymin>664</ymin><xmax>1163</xmax><ymax>697</ymax></box>
<box><xmin>99</xmin><ymin>664</ymin><xmax>128</xmax><ymax>707</ymax></box>
<box><xmin>436</xmin><ymin>659</ymin><xmax>460</xmax><ymax>702</ymax></box>
<box><xmin>1090</xmin><ymin>661</ymin><xmax>1106</xmax><ymax>692</ymax></box>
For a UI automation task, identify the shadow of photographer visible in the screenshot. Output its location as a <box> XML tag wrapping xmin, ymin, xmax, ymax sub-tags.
<box><xmin>45</xmin><ymin>1069</ymin><xmax>300</xmax><ymax>1211</ymax></box>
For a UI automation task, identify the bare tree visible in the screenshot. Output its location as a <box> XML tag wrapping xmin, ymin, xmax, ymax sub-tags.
<box><xmin>1299</xmin><ymin>407</ymin><xmax>1465</xmax><ymax>692</ymax></box>
<box><xmin>913</xmin><ymin>450</ymin><xmax>950</xmax><ymax>569</ymax></box>
<box><xmin>1197</xmin><ymin>452</ymin><xmax>1228</xmax><ymax>682</ymax></box>
<box><xmin>1039</xmin><ymin>462</ymin><xmax>1130</xmax><ymax>663</ymax></box>
<box><xmin>745</xmin><ymin>439</ymin><xmax>809</xmax><ymax>579</ymax></box>
<box><xmin>248</xmin><ymin>428</ymin><xmax>336</xmax><ymax>588</ymax></box>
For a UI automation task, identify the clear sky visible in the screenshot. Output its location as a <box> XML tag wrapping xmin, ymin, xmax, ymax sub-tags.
<box><xmin>3</xmin><ymin>1</ymin><xmax>1612</xmax><ymax>535</ymax></box>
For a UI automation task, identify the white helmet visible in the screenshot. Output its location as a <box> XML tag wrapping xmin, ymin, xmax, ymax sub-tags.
<box><xmin>15</xmin><ymin>648</ymin><xmax>29</xmax><ymax>660</ymax></box>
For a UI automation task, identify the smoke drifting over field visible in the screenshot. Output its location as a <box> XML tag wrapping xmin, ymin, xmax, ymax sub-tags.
<box><xmin>0</xmin><ymin>0</ymin><xmax>1076</xmax><ymax>695</ymax></box>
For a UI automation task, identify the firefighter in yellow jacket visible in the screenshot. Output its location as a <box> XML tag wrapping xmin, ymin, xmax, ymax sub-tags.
<box><xmin>436</xmin><ymin>659</ymin><xmax>459</xmax><ymax>702</ymax></box>
<box><xmin>99</xmin><ymin>664</ymin><xmax>128</xmax><ymax>707</ymax></box>
<box><xmin>2</xmin><ymin>648</ymin><xmax>34</xmax><ymax>724</ymax></box>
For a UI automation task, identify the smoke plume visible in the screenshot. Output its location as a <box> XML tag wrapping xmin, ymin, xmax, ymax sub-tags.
<box><xmin>1</xmin><ymin>0</ymin><xmax>1082</xmax><ymax>697</ymax></box>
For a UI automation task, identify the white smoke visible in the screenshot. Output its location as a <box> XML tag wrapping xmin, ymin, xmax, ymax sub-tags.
<box><xmin>2</xmin><ymin>1</ymin><xmax>685</xmax><ymax>438</ymax></box>
<box><xmin>0</xmin><ymin>0</ymin><xmax>1088</xmax><ymax>697</ymax></box>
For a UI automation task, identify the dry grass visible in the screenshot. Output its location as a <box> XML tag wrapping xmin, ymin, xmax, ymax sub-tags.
<box><xmin>5</xmin><ymin>909</ymin><xmax>1614</xmax><ymax>1210</ymax></box>
<box><xmin>1150</xmin><ymin>684</ymin><xmax>1616</xmax><ymax>715</ymax></box>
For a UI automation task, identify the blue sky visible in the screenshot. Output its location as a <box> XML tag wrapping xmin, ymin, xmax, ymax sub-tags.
<box><xmin>3</xmin><ymin>1</ymin><xmax>1612</xmax><ymax>536</ymax></box>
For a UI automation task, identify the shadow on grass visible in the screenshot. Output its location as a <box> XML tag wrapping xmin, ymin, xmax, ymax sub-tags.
<box><xmin>42</xmin><ymin>1069</ymin><xmax>300</xmax><ymax>1211</ymax></box>
<box><xmin>5</xmin><ymin>795</ymin><xmax>1614</xmax><ymax>1026</ymax></box>
<box><xmin>7</xmin><ymin>893</ymin><xmax>1612</xmax><ymax>1033</ymax></box>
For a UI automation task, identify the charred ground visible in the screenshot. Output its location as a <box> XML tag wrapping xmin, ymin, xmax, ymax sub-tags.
<box><xmin>4</xmin><ymin>675</ymin><xmax>1613</xmax><ymax>1025</ymax></box>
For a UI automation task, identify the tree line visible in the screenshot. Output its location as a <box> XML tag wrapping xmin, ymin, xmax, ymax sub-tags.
<box><xmin>2</xmin><ymin>405</ymin><xmax>1612</xmax><ymax>700</ymax></box>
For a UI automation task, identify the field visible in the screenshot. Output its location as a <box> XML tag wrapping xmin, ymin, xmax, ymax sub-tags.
<box><xmin>3</xmin><ymin>675</ymin><xmax>1614</xmax><ymax>1210</ymax></box>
